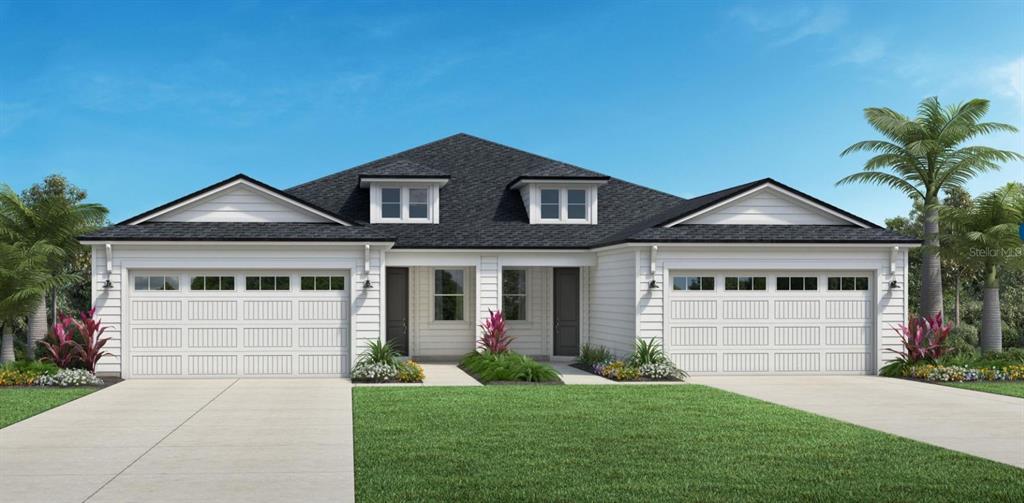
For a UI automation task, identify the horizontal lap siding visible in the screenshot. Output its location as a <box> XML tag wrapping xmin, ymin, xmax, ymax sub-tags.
<box><xmin>588</xmin><ymin>249</ymin><xmax>637</xmax><ymax>358</ymax></box>
<box><xmin>410</xmin><ymin>266</ymin><xmax>477</xmax><ymax>357</ymax></box>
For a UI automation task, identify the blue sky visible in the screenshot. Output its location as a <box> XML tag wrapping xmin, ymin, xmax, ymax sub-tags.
<box><xmin>1</xmin><ymin>0</ymin><xmax>1022</xmax><ymax>224</ymax></box>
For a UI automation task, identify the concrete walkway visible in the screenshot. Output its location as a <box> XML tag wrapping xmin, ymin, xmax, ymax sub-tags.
<box><xmin>692</xmin><ymin>376</ymin><xmax>1024</xmax><ymax>468</ymax></box>
<box><xmin>0</xmin><ymin>379</ymin><xmax>354</xmax><ymax>503</ymax></box>
<box><xmin>551</xmin><ymin>362</ymin><xmax>615</xmax><ymax>384</ymax></box>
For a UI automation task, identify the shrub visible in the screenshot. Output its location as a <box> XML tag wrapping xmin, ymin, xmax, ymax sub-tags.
<box><xmin>460</xmin><ymin>351</ymin><xmax>559</xmax><ymax>383</ymax></box>
<box><xmin>34</xmin><ymin>368</ymin><xmax>104</xmax><ymax>387</ymax></box>
<box><xmin>594</xmin><ymin>360</ymin><xmax>640</xmax><ymax>381</ymax></box>
<box><xmin>40</xmin><ymin>316</ymin><xmax>84</xmax><ymax>369</ymax></box>
<box><xmin>629</xmin><ymin>338</ymin><xmax>668</xmax><ymax>367</ymax></box>
<box><xmin>37</xmin><ymin>308</ymin><xmax>111</xmax><ymax>371</ymax></box>
<box><xmin>351</xmin><ymin>362</ymin><xmax>398</xmax><ymax>383</ymax></box>
<box><xmin>478</xmin><ymin>310</ymin><xmax>513</xmax><ymax>353</ymax></box>
<box><xmin>357</xmin><ymin>340</ymin><xmax>400</xmax><ymax>368</ymax></box>
<box><xmin>577</xmin><ymin>343</ymin><xmax>613</xmax><ymax>367</ymax></box>
<box><xmin>889</xmin><ymin>313</ymin><xmax>951</xmax><ymax>365</ymax></box>
<box><xmin>76</xmin><ymin>308</ymin><xmax>112</xmax><ymax>372</ymax></box>
<box><xmin>397</xmin><ymin>360</ymin><xmax>425</xmax><ymax>383</ymax></box>
<box><xmin>637</xmin><ymin>362</ymin><xmax>684</xmax><ymax>380</ymax></box>
<box><xmin>945</xmin><ymin>324</ymin><xmax>979</xmax><ymax>356</ymax></box>
<box><xmin>975</xmin><ymin>348</ymin><xmax>1024</xmax><ymax>367</ymax></box>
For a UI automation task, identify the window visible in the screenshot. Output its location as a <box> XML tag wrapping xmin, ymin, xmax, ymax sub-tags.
<box><xmin>246</xmin><ymin>276</ymin><xmax>290</xmax><ymax>291</ymax></box>
<box><xmin>827</xmin><ymin>276</ymin><xmax>869</xmax><ymax>291</ymax></box>
<box><xmin>190</xmin><ymin>276</ymin><xmax>235</xmax><ymax>291</ymax></box>
<box><xmin>408</xmin><ymin>188</ymin><xmax>429</xmax><ymax>219</ymax></box>
<box><xmin>300</xmin><ymin>276</ymin><xmax>345</xmax><ymax>291</ymax></box>
<box><xmin>540</xmin><ymin>189</ymin><xmax>560</xmax><ymax>219</ymax></box>
<box><xmin>672</xmin><ymin>276</ymin><xmax>714</xmax><ymax>291</ymax></box>
<box><xmin>567</xmin><ymin>189</ymin><xmax>587</xmax><ymax>220</ymax></box>
<box><xmin>134</xmin><ymin>275</ymin><xmax>179</xmax><ymax>291</ymax></box>
<box><xmin>502</xmin><ymin>269</ymin><xmax>527</xmax><ymax>321</ymax></box>
<box><xmin>776</xmin><ymin>276</ymin><xmax>818</xmax><ymax>291</ymax></box>
<box><xmin>381</xmin><ymin>188</ymin><xmax>401</xmax><ymax>219</ymax></box>
<box><xmin>725</xmin><ymin>276</ymin><xmax>766</xmax><ymax>291</ymax></box>
<box><xmin>434</xmin><ymin>269</ymin><xmax>465</xmax><ymax>321</ymax></box>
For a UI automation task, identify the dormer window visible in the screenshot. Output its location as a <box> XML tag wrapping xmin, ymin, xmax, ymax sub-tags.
<box><xmin>373</xmin><ymin>185</ymin><xmax>436</xmax><ymax>223</ymax></box>
<box><xmin>539</xmin><ymin>188</ymin><xmax>590</xmax><ymax>222</ymax></box>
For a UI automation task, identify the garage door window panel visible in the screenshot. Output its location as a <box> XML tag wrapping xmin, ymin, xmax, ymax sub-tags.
<box><xmin>191</xmin><ymin>276</ymin><xmax>235</xmax><ymax>291</ymax></box>
<box><xmin>301</xmin><ymin>276</ymin><xmax>345</xmax><ymax>291</ymax></box>
<box><xmin>725</xmin><ymin>276</ymin><xmax>766</xmax><ymax>291</ymax></box>
<box><xmin>135</xmin><ymin>275</ymin><xmax>178</xmax><ymax>291</ymax></box>
<box><xmin>777</xmin><ymin>276</ymin><xmax>818</xmax><ymax>291</ymax></box>
<box><xmin>672</xmin><ymin>276</ymin><xmax>715</xmax><ymax>291</ymax></box>
<box><xmin>246</xmin><ymin>276</ymin><xmax>291</xmax><ymax>291</ymax></box>
<box><xmin>828</xmin><ymin>276</ymin><xmax>869</xmax><ymax>291</ymax></box>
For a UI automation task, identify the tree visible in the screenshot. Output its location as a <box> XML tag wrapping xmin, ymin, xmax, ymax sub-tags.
<box><xmin>0</xmin><ymin>241</ymin><xmax>80</xmax><ymax>362</ymax></box>
<box><xmin>837</xmin><ymin>97</ymin><xmax>1022</xmax><ymax>318</ymax></box>
<box><xmin>0</xmin><ymin>177</ymin><xmax>107</xmax><ymax>359</ymax></box>
<box><xmin>944</xmin><ymin>183</ymin><xmax>1024</xmax><ymax>352</ymax></box>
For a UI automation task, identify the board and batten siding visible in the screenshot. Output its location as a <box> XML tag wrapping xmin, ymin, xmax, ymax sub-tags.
<box><xmin>151</xmin><ymin>185</ymin><xmax>329</xmax><ymax>223</ymax></box>
<box><xmin>642</xmin><ymin>245</ymin><xmax>908</xmax><ymax>374</ymax></box>
<box><xmin>683</xmin><ymin>188</ymin><xmax>850</xmax><ymax>226</ymax></box>
<box><xmin>90</xmin><ymin>243</ymin><xmax>378</xmax><ymax>376</ymax></box>
<box><xmin>409</xmin><ymin>266</ymin><xmax>477</xmax><ymax>357</ymax></box>
<box><xmin>587</xmin><ymin>248</ymin><xmax>639</xmax><ymax>358</ymax></box>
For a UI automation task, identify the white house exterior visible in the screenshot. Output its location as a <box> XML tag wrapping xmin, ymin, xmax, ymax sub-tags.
<box><xmin>81</xmin><ymin>134</ymin><xmax>916</xmax><ymax>378</ymax></box>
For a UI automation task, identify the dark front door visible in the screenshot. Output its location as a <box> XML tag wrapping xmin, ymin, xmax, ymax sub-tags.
<box><xmin>386</xmin><ymin>267</ymin><xmax>409</xmax><ymax>356</ymax></box>
<box><xmin>553</xmin><ymin>267</ymin><xmax>580</xmax><ymax>357</ymax></box>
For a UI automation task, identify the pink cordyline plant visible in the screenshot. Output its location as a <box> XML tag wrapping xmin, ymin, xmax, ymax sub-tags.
<box><xmin>77</xmin><ymin>307</ymin><xmax>111</xmax><ymax>372</ymax></box>
<box><xmin>478</xmin><ymin>309</ymin><xmax>514</xmax><ymax>353</ymax></box>
<box><xmin>889</xmin><ymin>313</ymin><xmax>952</xmax><ymax>364</ymax></box>
<box><xmin>40</xmin><ymin>315</ymin><xmax>85</xmax><ymax>369</ymax></box>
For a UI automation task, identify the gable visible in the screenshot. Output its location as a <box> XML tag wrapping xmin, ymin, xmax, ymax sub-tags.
<box><xmin>151</xmin><ymin>184</ymin><xmax>336</xmax><ymax>224</ymax></box>
<box><xmin>678</xmin><ymin>185</ymin><xmax>855</xmax><ymax>226</ymax></box>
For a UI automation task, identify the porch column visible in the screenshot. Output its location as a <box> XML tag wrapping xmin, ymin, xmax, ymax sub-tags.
<box><xmin>476</xmin><ymin>255</ymin><xmax>500</xmax><ymax>346</ymax></box>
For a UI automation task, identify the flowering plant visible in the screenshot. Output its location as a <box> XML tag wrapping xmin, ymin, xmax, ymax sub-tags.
<box><xmin>351</xmin><ymin>362</ymin><xmax>398</xmax><ymax>382</ymax></box>
<box><xmin>34</xmin><ymin>368</ymin><xmax>104</xmax><ymax>387</ymax></box>
<box><xmin>478</xmin><ymin>310</ymin><xmax>513</xmax><ymax>353</ymax></box>
<box><xmin>889</xmin><ymin>313</ymin><xmax>952</xmax><ymax>364</ymax></box>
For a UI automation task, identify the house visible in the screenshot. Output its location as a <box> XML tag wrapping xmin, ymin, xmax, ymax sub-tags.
<box><xmin>80</xmin><ymin>133</ymin><xmax>918</xmax><ymax>378</ymax></box>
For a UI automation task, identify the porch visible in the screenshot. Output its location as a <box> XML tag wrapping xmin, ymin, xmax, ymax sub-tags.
<box><xmin>381</xmin><ymin>252</ymin><xmax>594</xmax><ymax>361</ymax></box>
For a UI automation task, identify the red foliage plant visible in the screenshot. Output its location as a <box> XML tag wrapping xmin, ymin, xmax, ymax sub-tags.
<box><xmin>478</xmin><ymin>309</ymin><xmax>514</xmax><ymax>353</ymax></box>
<box><xmin>39</xmin><ymin>307</ymin><xmax>111</xmax><ymax>371</ymax></box>
<box><xmin>889</xmin><ymin>313</ymin><xmax>952</xmax><ymax>364</ymax></box>
<box><xmin>76</xmin><ymin>307</ymin><xmax>111</xmax><ymax>372</ymax></box>
<box><xmin>40</xmin><ymin>316</ymin><xmax>85</xmax><ymax>369</ymax></box>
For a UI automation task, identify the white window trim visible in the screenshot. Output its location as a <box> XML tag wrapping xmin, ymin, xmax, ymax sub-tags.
<box><xmin>528</xmin><ymin>184</ymin><xmax>598</xmax><ymax>224</ymax></box>
<box><xmin>369</xmin><ymin>183</ymin><xmax>440</xmax><ymax>223</ymax></box>
<box><xmin>433</xmin><ymin>268</ymin><xmax>467</xmax><ymax>321</ymax></box>
<box><xmin>502</xmin><ymin>268</ymin><xmax>528</xmax><ymax>322</ymax></box>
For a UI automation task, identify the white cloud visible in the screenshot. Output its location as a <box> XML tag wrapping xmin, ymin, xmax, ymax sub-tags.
<box><xmin>773</xmin><ymin>4</ymin><xmax>847</xmax><ymax>46</ymax></box>
<box><xmin>985</xmin><ymin>57</ymin><xmax>1023</xmax><ymax>103</ymax></box>
<box><xmin>840</xmin><ymin>37</ymin><xmax>886</xmax><ymax>64</ymax></box>
<box><xmin>729</xmin><ymin>3</ymin><xmax>848</xmax><ymax>47</ymax></box>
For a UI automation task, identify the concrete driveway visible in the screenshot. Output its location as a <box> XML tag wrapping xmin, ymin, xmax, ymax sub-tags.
<box><xmin>691</xmin><ymin>376</ymin><xmax>1024</xmax><ymax>468</ymax></box>
<box><xmin>0</xmin><ymin>379</ymin><xmax>354</xmax><ymax>503</ymax></box>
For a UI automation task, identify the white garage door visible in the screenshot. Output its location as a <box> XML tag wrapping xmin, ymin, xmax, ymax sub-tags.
<box><xmin>126</xmin><ymin>270</ymin><xmax>350</xmax><ymax>378</ymax></box>
<box><xmin>666</xmin><ymin>271</ymin><xmax>875</xmax><ymax>375</ymax></box>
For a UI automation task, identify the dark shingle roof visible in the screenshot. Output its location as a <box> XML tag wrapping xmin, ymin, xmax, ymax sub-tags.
<box><xmin>81</xmin><ymin>222</ymin><xmax>390</xmax><ymax>242</ymax></box>
<box><xmin>598</xmin><ymin>225</ymin><xmax>919</xmax><ymax>247</ymax></box>
<box><xmin>83</xmin><ymin>134</ymin><xmax>917</xmax><ymax>247</ymax></box>
<box><xmin>287</xmin><ymin>133</ymin><xmax>685</xmax><ymax>248</ymax></box>
<box><xmin>357</xmin><ymin>159</ymin><xmax>450</xmax><ymax>180</ymax></box>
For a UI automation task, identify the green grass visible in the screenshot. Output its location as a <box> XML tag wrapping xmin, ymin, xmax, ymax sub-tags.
<box><xmin>353</xmin><ymin>385</ymin><xmax>1024</xmax><ymax>502</ymax></box>
<box><xmin>940</xmin><ymin>381</ymin><xmax>1024</xmax><ymax>398</ymax></box>
<box><xmin>0</xmin><ymin>387</ymin><xmax>97</xmax><ymax>428</ymax></box>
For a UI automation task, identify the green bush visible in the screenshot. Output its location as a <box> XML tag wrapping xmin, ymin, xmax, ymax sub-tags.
<box><xmin>628</xmin><ymin>338</ymin><xmax>668</xmax><ymax>367</ymax></box>
<box><xmin>357</xmin><ymin>340</ymin><xmax>400</xmax><ymax>368</ymax></box>
<box><xmin>1003</xmin><ymin>322</ymin><xmax>1022</xmax><ymax>349</ymax></box>
<box><xmin>0</xmin><ymin>360</ymin><xmax>59</xmax><ymax>386</ymax></box>
<box><xmin>460</xmin><ymin>351</ymin><xmax>559</xmax><ymax>383</ymax></box>
<box><xmin>577</xmin><ymin>343</ymin><xmax>612</xmax><ymax>367</ymax></box>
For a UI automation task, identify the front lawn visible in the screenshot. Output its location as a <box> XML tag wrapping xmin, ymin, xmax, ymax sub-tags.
<box><xmin>0</xmin><ymin>387</ymin><xmax>97</xmax><ymax>428</ymax></box>
<box><xmin>353</xmin><ymin>385</ymin><xmax>1024</xmax><ymax>502</ymax></box>
<box><xmin>940</xmin><ymin>381</ymin><xmax>1024</xmax><ymax>399</ymax></box>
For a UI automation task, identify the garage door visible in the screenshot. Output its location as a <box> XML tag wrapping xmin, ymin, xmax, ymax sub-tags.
<box><xmin>126</xmin><ymin>270</ymin><xmax>350</xmax><ymax>378</ymax></box>
<box><xmin>666</xmin><ymin>271</ymin><xmax>874</xmax><ymax>375</ymax></box>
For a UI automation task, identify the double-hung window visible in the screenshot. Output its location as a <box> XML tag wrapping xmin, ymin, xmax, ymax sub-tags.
<box><xmin>502</xmin><ymin>269</ymin><xmax>527</xmax><ymax>321</ymax></box>
<box><xmin>538</xmin><ymin>187</ymin><xmax>591</xmax><ymax>223</ymax></box>
<box><xmin>378</xmin><ymin>187</ymin><xmax>432</xmax><ymax>222</ymax></box>
<box><xmin>434</xmin><ymin>269</ymin><xmax>465</xmax><ymax>321</ymax></box>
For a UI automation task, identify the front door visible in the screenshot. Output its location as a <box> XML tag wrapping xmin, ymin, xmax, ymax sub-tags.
<box><xmin>553</xmin><ymin>267</ymin><xmax>580</xmax><ymax>357</ymax></box>
<box><xmin>386</xmin><ymin>267</ymin><xmax>409</xmax><ymax>356</ymax></box>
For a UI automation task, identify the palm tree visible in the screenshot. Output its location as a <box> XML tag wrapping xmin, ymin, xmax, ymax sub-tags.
<box><xmin>0</xmin><ymin>241</ymin><xmax>80</xmax><ymax>362</ymax></box>
<box><xmin>0</xmin><ymin>183</ymin><xmax>107</xmax><ymax>359</ymax></box>
<box><xmin>944</xmin><ymin>183</ymin><xmax>1024</xmax><ymax>352</ymax></box>
<box><xmin>837</xmin><ymin>97</ymin><xmax>1022</xmax><ymax>318</ymax></box>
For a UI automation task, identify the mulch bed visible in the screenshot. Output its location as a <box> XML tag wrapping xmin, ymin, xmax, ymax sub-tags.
<box><xmin>458</xmin><ymin>364</ymin><xmax>564</xmax><ymax>385</ymax></box>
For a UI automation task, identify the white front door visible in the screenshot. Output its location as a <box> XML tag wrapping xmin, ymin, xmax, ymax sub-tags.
<box><xmin>666</xmin><ymin>271</ymin><xmax>875</xmax><ymax>375</ymax></box>
<box><xmin>126</xmin><ymin>270</ymin><xmax>350</xmax><ymax>378</ymax></box>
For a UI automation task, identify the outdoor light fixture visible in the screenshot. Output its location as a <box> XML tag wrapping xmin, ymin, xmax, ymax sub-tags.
<box><xmin>889</xmin><ymin>280</ymin><xmax>900</xmax><ymax>289</ymax></box>
<box><xmin>649</xmin><ymin>279</ymin><xmax>659</xmax><ymax>289</ymax></box>
<box><xmin>102</xmin><ymin>279</ymin><xmax>114</xmax><ymax>289</ymax></box>
<box><xmin>363</xmin><ymin>279</ymin><xmax>373</xmax><ymax>289</ymax></box>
